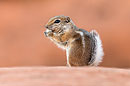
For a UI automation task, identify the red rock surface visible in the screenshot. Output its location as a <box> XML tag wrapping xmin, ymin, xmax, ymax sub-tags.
<box><xmin>0</xmin><ymin>0</ymin><xmax>130</xmax><ymax>68</ymax></box>
<box><xmin>0</xmin><ymin>67</ymin><xmax>130</xmax><ymax>86</ymax></box>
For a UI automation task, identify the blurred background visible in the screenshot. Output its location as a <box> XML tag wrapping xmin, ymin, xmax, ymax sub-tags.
<box><xmin>0</xmin><ymin>0</ymin><xmax>130</xmax><ymax>68</ymax></box>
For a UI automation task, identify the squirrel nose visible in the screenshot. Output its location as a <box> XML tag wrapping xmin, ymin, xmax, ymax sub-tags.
<box><xmin>44</xmin><ymin>32</ymin><xmax>48</xmax><ymax>37</ymax></box>
<box><xmin>45</xmin><ymin>25</ymin><xmax>49</xmax><ymax>29</ymax></box>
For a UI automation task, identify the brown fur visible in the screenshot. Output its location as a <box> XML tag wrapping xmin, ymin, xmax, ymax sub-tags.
<box><xmin>44</xmin><ymin>15</ymin><xmax>102</xmax><ymax>66</ymax></box>
<box><xmin>67</xmin><ymin>31</ymin><xmax>91</xmax><ymax>66</ymax></box>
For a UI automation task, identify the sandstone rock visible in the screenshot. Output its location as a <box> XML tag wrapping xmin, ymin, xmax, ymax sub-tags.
<box><xmin>0</xmin><ymin>67</ymin><xmax>130</xmax><ymax>86</ymax></box>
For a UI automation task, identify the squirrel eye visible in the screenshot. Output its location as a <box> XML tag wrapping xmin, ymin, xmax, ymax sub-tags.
<box><xmin>54</xmin><ymin>20</ymin><xmax>60</xmax><ymax>23</ymax></box>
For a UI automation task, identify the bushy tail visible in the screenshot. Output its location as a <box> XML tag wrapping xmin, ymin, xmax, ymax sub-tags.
<box><xmin>88</xmin><ymin>30</ymin><xmax>104</xmax><ymax>66</ymax></box>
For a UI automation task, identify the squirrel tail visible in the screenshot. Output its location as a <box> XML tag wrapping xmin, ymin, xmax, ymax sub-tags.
<box><xmin>88</xmin><ymin>30</ymin><xmax>104</xmax><ymax>66</ymax></box>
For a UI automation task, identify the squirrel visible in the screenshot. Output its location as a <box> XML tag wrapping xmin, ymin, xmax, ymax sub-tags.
<box><xmin>44</xmin><ymin>15</ymin><xmax>104</xmax><ymax>66</ymax></box>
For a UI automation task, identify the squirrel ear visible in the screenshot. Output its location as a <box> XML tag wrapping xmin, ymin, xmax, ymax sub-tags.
<box><xmin>65</xmin><ymin>16</ymin><xmax>70</xmax><ymax>23</ymax></box>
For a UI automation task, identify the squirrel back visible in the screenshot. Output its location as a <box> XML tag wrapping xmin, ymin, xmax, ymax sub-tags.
<box><xmin>67</xmin><ymin>29</ymin><xmax>104</xmax><ymax>66</ymax></box>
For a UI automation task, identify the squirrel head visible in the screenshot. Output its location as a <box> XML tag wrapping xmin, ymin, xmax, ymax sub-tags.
<box><xmin>44</xmin><ymin>15</ymin><xmax>77</xmax><ymax>43</ymax></box>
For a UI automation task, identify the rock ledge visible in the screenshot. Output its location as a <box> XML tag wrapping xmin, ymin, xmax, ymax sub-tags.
<box><xmin>0</xmin><ymin>67</ymin><xmax>130</xmax><ymax>86</ymax></box>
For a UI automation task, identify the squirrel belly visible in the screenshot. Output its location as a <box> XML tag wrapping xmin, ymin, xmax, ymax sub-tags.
<box><xmin>66</xmin><ymin>29</ymin><xmax>104</xmax><ymax>66</ymax></box>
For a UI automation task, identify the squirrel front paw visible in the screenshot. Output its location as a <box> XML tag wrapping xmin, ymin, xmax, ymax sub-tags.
<box><xmin>44</xmin><ymin>29</ymin><xmax>53</xmax><ymax>37</ymax></box>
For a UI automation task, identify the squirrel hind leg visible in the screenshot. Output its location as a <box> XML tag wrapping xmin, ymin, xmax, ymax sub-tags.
<box><xmin>89</xmin><ymin>30</ymin><xmax>104</xmax><ymax>66</ymax></box>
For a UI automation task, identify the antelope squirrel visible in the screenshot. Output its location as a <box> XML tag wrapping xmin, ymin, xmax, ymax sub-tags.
<box><xmin>44</xmin><ymin>15</ymin><xmax>104</xmax><ymax>66</ymax></box>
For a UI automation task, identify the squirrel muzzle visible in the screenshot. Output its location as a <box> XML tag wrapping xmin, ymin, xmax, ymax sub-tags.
<box><xmin>44</xmin><ymin>31</ymin><xmax>48</xmax><ymax>37</ymax></box>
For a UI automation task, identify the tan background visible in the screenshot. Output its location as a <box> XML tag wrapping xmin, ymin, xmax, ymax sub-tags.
<box><xmin>0</xmin><ymin>0</ymin><xmax>130</xmax><ymax>68</ymax></box>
